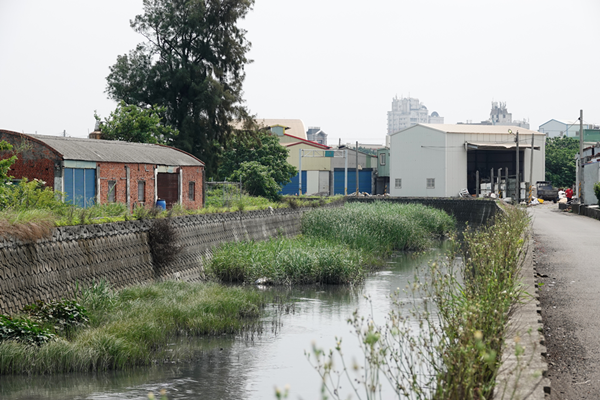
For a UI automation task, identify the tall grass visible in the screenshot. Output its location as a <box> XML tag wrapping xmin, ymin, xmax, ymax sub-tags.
<box><xmin>302</xmin><ymin>202</ymin><xmax>455</xmax><ymax>255</ymax></box>
<box><xmin>0</xmin><ymin>281</ymin><xmax>265</xmax><ymax>375</ymax></box>
<box><xmin>310</xmin><ymin>205</ymin><xmax>530</xmax><ymax>400</ymax></box>
<box><xmin>207</xmin><ymin>237</ymin><xmax>374</xmax><ymax>285</ymax></box>
<box><xmin>208</xmin><ymin>202</ymin><xmax>455</xmax><ymax>285</ymax></box>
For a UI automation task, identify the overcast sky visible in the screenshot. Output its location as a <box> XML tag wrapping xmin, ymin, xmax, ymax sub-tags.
<box><xmin>1</xmin><ymin>0</ymin><xmax>599</xmax><ymax>145</ymax></box>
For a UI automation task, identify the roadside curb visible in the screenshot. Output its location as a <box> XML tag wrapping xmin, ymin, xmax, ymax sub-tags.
<box><xmin>494</xmin><ymin>233</ymin><xmax>550</xmax><ymax>399</ymax></box>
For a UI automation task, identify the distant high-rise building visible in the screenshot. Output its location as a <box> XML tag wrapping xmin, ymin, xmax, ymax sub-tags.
<box><xmin>386</xmin><ymin>96</ymin><xmax>444</xmax><ymax>135</ymax></box>
<box><xmin>458</xmin><ymin>102</ymin><xmax>530</xmax><ymax>129</ymax></box>
<box><xmin>306</xmin><ymin>126</ymin><xmax>327</xmax><ymax>145</ymax></box>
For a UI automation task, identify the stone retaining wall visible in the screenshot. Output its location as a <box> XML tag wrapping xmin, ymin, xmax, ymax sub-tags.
<box><xmin>0</xmin><ymin>207</ymin><xmax>309</xmax><ymax>315</ymax></box>
<box><xmin>0</xmin><ymin>198</ymin><xmax>498</xmax><ymax>315</ymax></box>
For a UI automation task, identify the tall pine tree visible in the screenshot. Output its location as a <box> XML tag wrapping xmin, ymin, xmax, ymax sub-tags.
<box><xmin>106</xmin><ymin>0</ymin><xmax>254</xmax><ymax>176</ymax></box>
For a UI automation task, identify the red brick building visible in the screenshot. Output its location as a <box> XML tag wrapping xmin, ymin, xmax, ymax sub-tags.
<box><xmin>0</xmin><ymin>129</ymin><xmax>205</xmax><ymax>210</ymax></box>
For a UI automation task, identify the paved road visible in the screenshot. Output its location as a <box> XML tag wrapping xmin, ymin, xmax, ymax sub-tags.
<box><xmin>531</xmin><ymin>204</ymin><xmax>600</xmax><ymax>399</ymax></box>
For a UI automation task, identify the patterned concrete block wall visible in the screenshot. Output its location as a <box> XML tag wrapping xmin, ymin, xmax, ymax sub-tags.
<box><xmin>0</xmin><ymin>207</ymin><xmax>310</xmax><ymax>315</ymax></box>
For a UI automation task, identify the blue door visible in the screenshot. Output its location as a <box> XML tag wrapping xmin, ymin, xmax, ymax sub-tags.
<box><xmin>333</xmin><ymin>170</ymin><xmax>372</xmax><ymax>195</ymax></box>
<box><xmin>280</xmin><ymin>171</ymin><xmax>307</xmax><ymax>195</ymax></box>
<box><xmin>64</xmin><ymin>168</ymin><xmax>96</xmax><ymax>208</ymax></box>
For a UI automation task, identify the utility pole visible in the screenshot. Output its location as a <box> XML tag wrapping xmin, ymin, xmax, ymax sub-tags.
<box><xmin>529</xmin><ymin>133</ymin><xmax>535</xmax><ymax>202</ymax></box>
<box><xmin>579</xmin><ymin>109</ymin><xmax>584</xmax><ymax>203</ymax></box>
<box><xmin>355</xmin><ymin>141</ymin><xmax>359</xmax><ymax>196</ymax></box>
<box><xmin>298</xmin><ymin>148</ymin><xmax>302</xmax><ymax>195</ymax></box>
<box><xmin>516</xmin><ymin>130</ymin><xmax>520</xmax><ymax>203</ymax></box>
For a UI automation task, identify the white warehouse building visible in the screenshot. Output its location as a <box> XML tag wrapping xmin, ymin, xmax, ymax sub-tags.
<box><xmin>389</xmin><ymin>124</ymin><xmax>546</xmax><ymax>197</ymax></box>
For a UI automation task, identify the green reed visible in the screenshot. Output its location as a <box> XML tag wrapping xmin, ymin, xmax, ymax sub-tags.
<box><xmin>0</xmin><ymin>281</ymin><xmax>265</xmax><ymax>375</ymax></box>
<box><xmin>207</xmin><ymin>237</ymin><xmax>373</xmax><ymax>285</ymax></box>
<box><xmin>302</xmin><ymin>202</ymin><xmax>455</xmax><ymax>255</ymax></box>
<box><xmin>208</xmin><ymin>202</ymin><xmax>455</xmax><ymax>286</ymax></box>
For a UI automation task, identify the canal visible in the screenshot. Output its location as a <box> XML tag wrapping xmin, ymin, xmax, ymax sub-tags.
<box><xmin>0</xmin><ymin>243</ymin><xmax>450</xmax><ymax>400</ymax></box>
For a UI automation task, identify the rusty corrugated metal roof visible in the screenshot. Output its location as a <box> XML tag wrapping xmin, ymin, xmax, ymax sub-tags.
<box><xmin>26</xmin><ymin>134</ymin><xmax>204</xmax><ymax>166</ymax></box>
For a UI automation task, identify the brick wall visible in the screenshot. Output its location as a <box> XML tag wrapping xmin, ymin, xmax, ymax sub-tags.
<box><xmin>0</xmin><ymin>207</ymin><xmax>311</xmax><ymax>314</ymax></box>
<box><xmin>180</xmin><ymin>166</ymin><xmax>203</xmax><ymax>209</ymax></box>
<box><xmin>0</xmin><ymin>131</ymin><xmax>60</xmax><ymax>189</ymax></box>
<box><xmin>97</xmin><ymin>163</ymin><xmax>204</xmax><ymax>210</ymax></box>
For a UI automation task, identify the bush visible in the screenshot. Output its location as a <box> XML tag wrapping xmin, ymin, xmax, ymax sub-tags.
<box><xmin>22</xmin><ymin>299</ymin><xmax>89</xmax><ymax>336</ymax></box>
<box><xmin>148</xmin><ymin>218</ymin><xmax>181</xmax><ymax>268</ymax></box>
<box><xmin>594</xmin><ymin>182</ymin><xmax>600</xmax><ymax>205</ymax></box>
<box><xmin>0</xmin><ymin>315</ymin><xmax>55</xmax><ymax>346</ymax></box>
<box><xmin>229</xmin><ymin>161</ymin><xmax>283</xmax><ymax>202</ymax></box>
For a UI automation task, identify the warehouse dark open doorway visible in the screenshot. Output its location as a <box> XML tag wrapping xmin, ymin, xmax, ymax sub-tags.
<box><xmin>467</xmin><ymin>149</ymin><xmax>524</xmax><ymax>195</ymax></box>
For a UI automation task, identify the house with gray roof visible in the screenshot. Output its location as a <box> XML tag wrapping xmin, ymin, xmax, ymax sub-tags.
<box><xmin>0</xmin><ymin>129</ymin><xmax>205</xmax><ymax>210</ymax></box>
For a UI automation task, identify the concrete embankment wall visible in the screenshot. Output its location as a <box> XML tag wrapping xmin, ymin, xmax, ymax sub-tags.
<box><xmin>0</xmin><ymin>198</ymin><xmax>498</xmax><ymax>315</ymax></box>
<box><xmin>0</xmin><ymin>208</ymin><xmax>307</xmax><ymax>315</ymax></box>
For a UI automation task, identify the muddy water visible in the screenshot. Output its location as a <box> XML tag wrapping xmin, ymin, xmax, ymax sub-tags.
<box><xmin>1</xmin><ymin>244</ymin><xmax>449</xmax><ymax>400</ymax></box>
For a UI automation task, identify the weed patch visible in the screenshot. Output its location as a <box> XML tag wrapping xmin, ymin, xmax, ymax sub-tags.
<box><xmin>0</xmin><ymin>281</ymin><xmax>266</xmax><ymax>375</ymax></box>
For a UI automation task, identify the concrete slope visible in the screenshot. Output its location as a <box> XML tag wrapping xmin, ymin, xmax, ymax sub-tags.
<box><xmin>532</xmin><ymin>203</ymin><xmax>600</xmax><ymax>399</ymax></box>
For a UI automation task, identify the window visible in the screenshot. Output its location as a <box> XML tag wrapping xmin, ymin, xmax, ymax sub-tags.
<box><xmin>426</xmin><ymin>178</ymin><xmax>435</xmax><ymax>189</ymax></box>
<box><xmin>395</xmin><ymin>178</ymin><xmax>402</xmax><ymax>189</ymax></box>
<box><xmin>189</xmin><ymin>181</ymin><xmax>195</xmax><ymax>201</ymax></box>
<box><xmin>108</xmin><ymin>181</ymin><xmax>116</xmax><ymax>202</ymax></box>
<box><xmin>138</xmin><ymin>181</ymin><xmax>145</xmax><ymax>202</ymax></box>
<box><xmin>379</xmin><ymin>152</ymin><xmax>386</xmax><ymax>166</ymax></box>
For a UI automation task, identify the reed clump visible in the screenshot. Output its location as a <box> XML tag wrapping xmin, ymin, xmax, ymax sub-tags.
<box><xmin>0</xmin><ymin>281</ymin><xmax>265</xmax><ymax>375</ymax></box>
<box><xmin>208</xmin><ymin>202</ymin><xmax>455</xmax><ymax>285</ymax></box>
<box><xmin>207</xmin><ymin>237</ymin><xmax>372</xmax><ymax>285</ymax></box>
<box><xmin>302</xmin><ymin>202</ymin><xmax>455</xmax><ymax>255</ymax></box>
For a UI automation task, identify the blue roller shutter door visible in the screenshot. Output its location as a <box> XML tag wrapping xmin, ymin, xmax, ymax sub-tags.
<box><xmin>333</xmin><ymin>170</ymin><xmax>372</xmax><ymax>195</ymax></box>
<box><xmin>64</xmin><ymin>168</ymin><xmax>96</xmax><ymax>208</ymax></box>
<box><xmin>279</xmin><ymin>171</ymin><xmax>307</xmax><ymax>195</ymax></box>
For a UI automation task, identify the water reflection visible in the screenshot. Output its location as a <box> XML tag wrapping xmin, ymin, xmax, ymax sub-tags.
<box><xmin>1</xmin><ymin>243</ymin><xmax>450</xmax><ymax>400</ymax></box>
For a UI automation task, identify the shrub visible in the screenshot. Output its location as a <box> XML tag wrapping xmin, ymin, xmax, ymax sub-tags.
<box><xmin>148</xmin><ymin>218</ymin><xmax>181</xmax><ymax>268</ymax></box>
<box><xmin>22</xmin><ymin>299</ymin><xmax>89</xmax><ymax>336</ymax></box>
<box><xmin>594</xmin><ymin>182</ymin><xmax>600</xmax><ymax>205</ymax></box>
<box><xmin>0</xmin><ymin>315</ymin><xmax>55</xmax><ymax>346</ymax></box>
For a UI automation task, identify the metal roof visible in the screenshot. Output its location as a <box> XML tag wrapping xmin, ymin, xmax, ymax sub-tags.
<box><xmin>466</xmin><ymin>142</ymin><xmax>541</xmax><ymax>150</ymax></box>
<box><xmin>391</xmin><ymin>123</ymin><xmax>545</xmax><ymax>136</ymax></box>
<box><xmin>25</xmin><ymin>134</ymin><xmax>204</xmax><ymax>166</ymax></box>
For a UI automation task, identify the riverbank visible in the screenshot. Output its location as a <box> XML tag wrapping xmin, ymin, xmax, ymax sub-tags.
<box><xmin>0</xmin><ymin>281</ymin><xmax>267</xmax><ymax>375</ymax></box>
<box><xmin>207</xmin><ymin>202</ymin><xmax>455</xmax><ymax>285</ymax></box>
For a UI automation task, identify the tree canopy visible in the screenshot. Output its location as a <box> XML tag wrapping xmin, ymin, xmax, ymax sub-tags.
<box><xmin>545</xmin><ymin>137</ymin><xmax>579</xmax><ymax>188</ymax></box>
<box><xmin>94</xmin><ymin>101</ymin><xmax>178</xmax><ymax>144</ymax></box>
<box><xmin>105</xmin><ymin>0</ymin><xmax>254</xmax><ymax>176</ymax></box>
<box><xmin>218</xmin><ymin>130</ymin><xmax>297</xmax><ymax>200</ymax></box>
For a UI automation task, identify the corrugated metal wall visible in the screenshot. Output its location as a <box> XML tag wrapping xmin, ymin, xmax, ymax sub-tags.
<box><xmin>64</xmin><ymin>168</ymin><xmax>96</xmax><ymax>208</ymax></box>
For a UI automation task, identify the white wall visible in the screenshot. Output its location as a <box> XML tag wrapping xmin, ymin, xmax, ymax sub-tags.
<box><xmin>539</xmin><ymin>120</ymin><xmax>585</xmax><ymax>138</ymax></box>
<box><xmin>583</xmin><ymin>162</ymin><xmax>600</xmax><ymax>205</ymax></box>
<box><xmin>306</xmin><ymin>170</ymin><xmax>319</xmax><ymax>195</ymax></box>
<box><xmin>445</xmin><ymin>133</ymin><xmax>468</xmax><ymax>196</ymax></box>
<box><xmin>390</xmin><ymin>125</ymin><xmax>446</xmax><ymax>197</ymax></box>
<box><xmin>390</xmin><ymin>126</ymin><xmax>546</xmax><ymax>198</ymax></box>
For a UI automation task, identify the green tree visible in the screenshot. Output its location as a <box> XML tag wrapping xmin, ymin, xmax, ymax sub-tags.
<box><xmin>229</xmin><ymin>161</ymin><xmax>282</xmax><ymax>201</ymax></box>
<box><xmin>105</xmin><ymin>0</ymin><xmax>254</xmax><ymax>176</ymax></box>
<box><xmin>94</xmin><ymin>101</ymin><xmax>178</xmax><ymax>144</ymax></box>
<box><xmin>0</xmin><ymin>141</ymin><xmax>17</xmax><ymax>184</ymax></box>
<box><xmin>218</xmin><ymin>130</ymin><xmax>297</xmax><ymax>200</ymax></box>
<box><xmin>219</xmin><ymin>130</ymin><xmax>297</xmax><ymax>181</ymax></box>
<box><xmin>545</xmin><ymin>137</ymin><xmax>579</xmax><ymax>188</ymax></box>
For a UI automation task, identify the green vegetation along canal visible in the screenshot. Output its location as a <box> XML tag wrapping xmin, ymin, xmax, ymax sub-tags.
<box><xmin>1</xmin><ymin>243</ymin><xmax>449</xmax><ymax>400</ymax></box>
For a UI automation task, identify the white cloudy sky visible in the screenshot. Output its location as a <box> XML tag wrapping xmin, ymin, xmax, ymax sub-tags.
<box><xmin>1</xmin><ymin>0</ymin><xmax>599</xmax><ymax>144</ymax></box>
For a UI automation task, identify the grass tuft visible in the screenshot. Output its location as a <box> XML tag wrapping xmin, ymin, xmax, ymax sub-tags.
<box><xmin>0</xmin><ymin>281</ymin><xmax>265</xmax><ymax>375</ymax></box>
